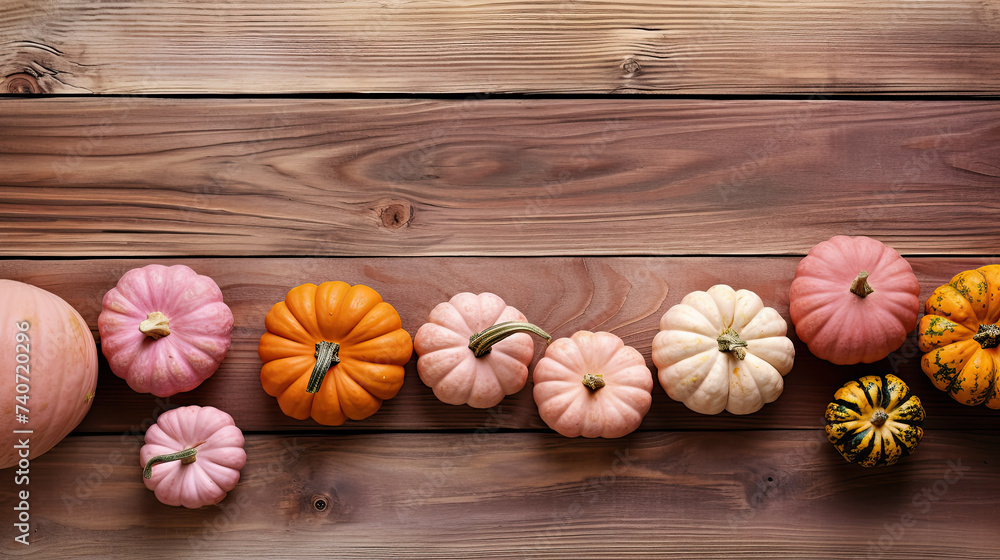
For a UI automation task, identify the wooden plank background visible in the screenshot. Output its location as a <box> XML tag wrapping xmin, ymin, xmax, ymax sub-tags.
<box><xmin>0</xmin><ymin>256</ymin><xmax>998</xmax><ymax>434</ymax></box>
<box><xmin>2</xmin><ymin>99</ymin><xmax>999</xmax><ymax>256</ymax></box>
<box><xmin>3</xmin><ymin>1</ymin><xmax>1000</xmax><ymax>558</ymax></box>
<box><xmin>9</xmin><ymin>432</ymin><xmax>1000</xmax><ymax>559</ymax></box>
<box><xmin>2</xmin><ymin>1</ymin><xmax>1000</xmax><ymax>94</ymax></box>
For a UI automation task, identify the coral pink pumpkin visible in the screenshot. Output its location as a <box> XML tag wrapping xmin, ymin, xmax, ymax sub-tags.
<box><xmin>414</xmin><ymin>292</ymin><xmax>550</xmax><ymax>408</ymax></box>
<box><xmin>1</xmin><ymin>280</ymin><xmax>98</xmax><ymax>469</ymax></box>
<box><xmin>533</xmin><ymin>331</ymin><xmax>653</xmax><ymax>438</ymax></box>
<box><xmin>141</xmin><ymin>405</ymin><xmax>246</xmax><ymax>508</ymax></box>
<box><xmin>99</xmin><ymin>264</ymin><xmax>234</xmax><ymax>396</ymax></box>
<box><xmin>789</xmin><ymin>236</ymin><xmax>920</xmax><ymax>365</ymax></box>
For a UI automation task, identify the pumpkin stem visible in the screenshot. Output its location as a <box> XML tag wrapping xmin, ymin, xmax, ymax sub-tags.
<box><xmin>307</xmin><ymin>341</ymin><xmax>340</xmax><ymax>394</ymax></box>
<box><xmin>468</xmin><ymin>321</ymin><xmax>552</xmax><ymax>358</ymax></box>
<box><xmin>871</xmin><ymin>410</ymin><xmax>889</xmax><ymax>427</ymax></box>
<box><xmin>139</xmin><ymin>311</ymin><xmax>171</xmax><ymax>339</ymax></box>
<box><xmin>717</xmin><ymin>328</ymin><xmax>748</xmax><ymax>360</ymax></box>
<box><xmin>849</xmin><ymin>271</ymin><xmax>874</xmax><ymax>298</ymax></box>
<box><xmin>582</xmin><ymin>373</ymin><xmax>606</xmax><ymax>391</ymax></box>
<box><xmin>142</xmin><ymin>440</ymin><xmax>206</xmax><ymax>479</ymax></box>
<box><xmin>973</xmin><ymin>324</ymin><xmax>1000</xmax><ymax>349</ymax></box>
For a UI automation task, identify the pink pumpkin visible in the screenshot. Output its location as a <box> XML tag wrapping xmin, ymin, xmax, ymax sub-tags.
<box><xmin>99</xmin><ymin>264</ymin><xmax>234</xmax><ymax>396</ymax></box>
<box><xmin>414</xmin><ymin>292</ymin><xmax>550</xmax><ymax>408</ymax></box>
<box><xmin>533</xmin><ymin>331</ymin><xmax>653</xmax><ymax>438</ymax></box>
<box><xmin>789</xmin><ymin>235</ymin><xmax>920</xmax><ymax>365</ymax></box>
<box><xmin>141</xmin><ymin>405</ymin><xmax>246</xmax><ymax>508</ymax></box>
<box><xmin>1</xmin><ymin>280</ymin><xmax>98</xmax><ymax>469</ymax></box>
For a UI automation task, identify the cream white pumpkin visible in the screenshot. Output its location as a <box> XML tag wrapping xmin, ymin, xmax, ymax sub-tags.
<box><xmin>651</xmin><ymin>285</ymin><xmax>794</xmax><ymax>415</ymax></box>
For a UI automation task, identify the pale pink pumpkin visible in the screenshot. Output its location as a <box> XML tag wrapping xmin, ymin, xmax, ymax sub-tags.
<box><xmin>789</xmin><ymin>235</ymin><xmax>920</xmax><ymax>365</ymax></box>
<box><xmin>140</xmin><ymin>405</ymin><xmax>246</xmax><ymax>508</ymax></box>
<box><xmin>533</xmin><ymin>331</ymin><xmax>653</xmax><ymax>438</ymax></box>
<box><xmin>99</xmin><ymin>264</ymin><xmax>234</xmax><ymax>397</ymax></box>
<box><xmin>414</xmin><ymin>292</ymin><xmax>550</xmax><ymax>408</ymax></box>
<box><xmin>0</xmin><ymin>280</ymin><xmax>98</xmax><ymax>469</ymax></box>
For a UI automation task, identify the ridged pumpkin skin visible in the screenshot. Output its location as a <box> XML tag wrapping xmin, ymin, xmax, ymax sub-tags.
<box><xmin>140</xmin><ymin>405</ymin><xmax>246</xmax><ymax>508</ymax></box>
<box><xmin>258</xmin><ymin>281</ymin><xmax>413</xmax><ymax>426</ymax></box>
<box><xmin>825</xmin><ymin>374</ymin><xmax>925</xmax><ymax>467</ymax></box>
<box><xmin>917</xmin><ymin>264</ymin><xmax>1000</xmax><ymax>408</ymax></box>
<box><xmin>652</xmin><ymin>285</ymin><xmax>794</xmax><ymax>415</ymax></box>
<box><xmin>789</xmin><ymin>235</ymin><xmax>920</xmax><ymax>365</ymax></box>
<box><xmin>99</xmin><ymin>264</ymin><xmax>234</xmax><ymax>397</ymax></box>
<box><xmin>0</xmin><ymin>280</ymin><xmax>98</xmax><ymax>469</ymax></box>
<box><xmin>414</xmin><ymin>292</ymin><xmax>541</xmax><ymax>408</ymax></box>
<box><xmin>533</xmin><ymin>331</ymin><xmax>653</xmax><ymax>438</ymax></box>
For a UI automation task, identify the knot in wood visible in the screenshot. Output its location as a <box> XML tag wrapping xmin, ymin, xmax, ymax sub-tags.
<box><xmin>5</xmin><ymin>73</ymin><xmax>39</xmax><ymax>94</ymax></box>
<box><xmin>312</xmin><ymin>495</ymin><xmax>329</xmax><ymax>512</ymax></box>
<box><xmin>622</xmin><ymin>58</ymin><xmax>642</xmax><ymax>76</ymax></box>
<box><xmin>379</xmin><ymin>201</ymin><xmax>413</xmax><ymax>230</ymax></box>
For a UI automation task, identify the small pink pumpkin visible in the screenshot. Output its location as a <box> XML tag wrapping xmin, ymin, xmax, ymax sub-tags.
<box><xmin>789</xmin><ymin>235</ymin><xmax>920</xmax><ymax>365</ymax></box>
<box><xmin>414</xmin><ymin>292</ymin><xmax>550</xmax><ymax>408</ymax></box>
<box><xmin>140</xmin><ymin>405</ymin><xmax>246</xmax><ymax>508</ymax></box>
<box><xmin>99</xmin><ymin>264</ymin><xmax>234</xmax><ymax>396</ymax></box>
<box><xmin>533</xmin><ymin>331</ymin><xmax>653</xmax><ymax>438</ymax></box>
<box><xmin>1</xmin><ymin>280</ymin><xmax>98</xmax><ymax>469</ymax></box>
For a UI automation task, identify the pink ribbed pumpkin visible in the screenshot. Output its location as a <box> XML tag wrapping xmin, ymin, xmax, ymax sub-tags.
<box><xmin>533</xmin><ymin>331</ymin><xmax>653</xmax><ymax>438</ymax></box>
<box><xmin>140</xmin><ymin>405</ymin><xmax>246</xmax><ymax>508</ymax></box>
<box><xmin>99</xmin><ymin>264</ymin><xmax>234</xmax><ymax>397</ymax></box>
<box><xmin>414</xmin><ymin>292</ymin><xmax>550</xmax><ymax>408</ymax></box>
<box><xmin>789</xmin><ymin>236</ymin><xmax>920</xmax><ymax>365</ymax></box>
<box><xmin>0</xmin><ymin>280</ymin><xmax>98</xmax><ymax>469</ymax></box>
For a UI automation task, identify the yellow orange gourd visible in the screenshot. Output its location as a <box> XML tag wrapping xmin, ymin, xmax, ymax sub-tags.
<box><xmin>918</xmin><ymin>264</ymin><xmax>1000</xmax><ymax>408</ymax></box>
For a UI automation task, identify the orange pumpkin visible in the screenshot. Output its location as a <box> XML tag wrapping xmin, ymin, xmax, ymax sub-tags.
<box><xmin>258</xmin><ymin>281</ymin><xmax>413</xmax><ymax>425</ymax></box>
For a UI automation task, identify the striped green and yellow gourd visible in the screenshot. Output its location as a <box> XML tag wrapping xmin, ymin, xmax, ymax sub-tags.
<box><xmin>825</xmin><ymin>374</ymin><xmax>925</xmax><ymax>467</ymax></box>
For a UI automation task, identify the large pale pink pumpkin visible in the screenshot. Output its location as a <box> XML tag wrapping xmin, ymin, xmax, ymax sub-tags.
<box><xmin>1</xmin><ymin>280</ymin><xmax>98</xmax><ymax>469</ymax></box>
<box><xmin>414</xmin><ymin>292</ymin><xmax>550</xmax><ymax>408</ymax></box>
<box><xmin>141</xmin><ymin>405</ymin><xmax>246</xmax><ymax>508</ymax></box>
<box><xmin>789</xmin><ymin>235</ymin><xmax>920</xmax><ymax>365</ymax></box>
<box><xmin>99</xmin><ymin>264</ymin><xmax>234</xmax><ymax>397</ymax></box>
<box><xmin>533</xmin><ymin>331</ymin><xmax>653</xmax><ymax>438</ymax></box>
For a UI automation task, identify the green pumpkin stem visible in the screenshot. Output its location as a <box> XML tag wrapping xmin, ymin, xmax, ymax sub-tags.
<box><xmin>973</xmin><ymin>324</ymin><xmax>1000</xmax><ymax>349</ymax></box>
<box><xmin>307</xmin><ymin>341</ymin><xmax>340</xmax><ymax>394</ymax></box>
<box><xmin>850</xmin><ymin>271</ymin><xmax>874</xmax><ymax>298</ymax></box>
<box><xmin>582</xmin><ymin>373</ymin><xmax>606</xmax><ymax>391</ymax></box>
<box><xmin>871</xmin><ymin>410</ymin><xmax>889</xmax><ymax>427</ymax></box>
<box><xmin>142</xmin><ymin>440</ymin><xmax>205</xmax><ymax>479</ymax></box>
<box><xmin>139</xmin><ymin>311</ymin><xmax>171</xmax><ymax>339</ymax></box>
<box><xmin>717</xmin><ymin>328</ymin><xmax>748</xmax><ymax>360</ymax></box>
<box><xmin>469</xmin><ymin>321</ymin><xmax>551</xmax><ymax>358</ymax></box>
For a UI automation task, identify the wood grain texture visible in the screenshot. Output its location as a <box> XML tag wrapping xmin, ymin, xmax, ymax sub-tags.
<box><xmin>2</xmin><ymin>431</ymin><xmax>998</xmax><ymax>558</ymax></box>
<box><xmin>2</xmin><ymin>1</ymin><xmax>1000</xmax><ymax>94</ymax></box>
<box><xmin>2</xmin><ymin>256</ymin><xmax>997</xmax><ymax>433</ymax></box>
<box><xmin>3</xmin><ymin>99</ymin><xmax>999</xmax><ymax>256</ymax></box>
